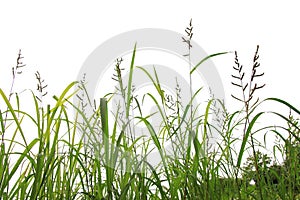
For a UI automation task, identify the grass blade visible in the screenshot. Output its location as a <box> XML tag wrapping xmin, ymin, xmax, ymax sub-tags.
<box><xmin>190</xmin><ymin>52</ymin><xmax>229</xmax><ymax>74</ymax></box>
<box><xmin>126</xmin><ymin>43</ymin><xmax>137</xmax><ymax>118</ymax></box>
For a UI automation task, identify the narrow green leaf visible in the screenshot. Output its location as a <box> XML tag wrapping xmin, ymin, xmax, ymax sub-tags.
<box><xmin>237</xmin><ymin>112</ymin><xmax>264</xmax><ymax>168</ymax></box>
<box><xmin>266</xmin><ymin>97</ymin><xmax>300</xmax><ymax>115</ymax></box>
<box><xmin>190</xmin><ymin>52</ymin><xmax>229</xmax><ymax>74</ymax></box>
<box><xmin>126</xmin><ymin>43</ymin><xmax>137</xmax><ymax>118</ymax></box>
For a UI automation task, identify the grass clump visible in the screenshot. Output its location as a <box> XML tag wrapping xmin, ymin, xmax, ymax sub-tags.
<box><xmin>0</xmin><ymin>22</ymin><xmax>299</xmax><ymax>200</ymax></box>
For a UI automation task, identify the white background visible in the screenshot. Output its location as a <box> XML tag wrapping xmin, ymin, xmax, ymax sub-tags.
<box><xmin>0</xmin><ymin>1</ymin><xmax>299</xmax><ymax>117</ymax></box>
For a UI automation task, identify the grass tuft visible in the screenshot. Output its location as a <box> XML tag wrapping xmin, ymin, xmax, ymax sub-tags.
<box><xmin>0</xmin><ymin>25</ymin><xmax>299</xmax><ymax>200</ymax></box>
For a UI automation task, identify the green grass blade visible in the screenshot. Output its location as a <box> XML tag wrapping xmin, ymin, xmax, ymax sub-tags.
<box><xmin>266</xmin><ymin>97</ymin><xmax>300</xmax><ymax>115</ymax></box>
<box><xmin>190</xmin><ymin>52</ymin><xmax>229</xmax><ymax>74</ymax></box>
<box><xmin>126</xmin><ymin>43</ymin><xmax>137</xmax><ymax>118</ymax></box>
<box><xmin>0</xmin><ymin>89</ymin><xmax>28</xmax><ymax>148</ymax></box>
<box><xmin>237</xmin><ymin>112</ymin><xmax>264</xmax><ymax>168</ymax></box>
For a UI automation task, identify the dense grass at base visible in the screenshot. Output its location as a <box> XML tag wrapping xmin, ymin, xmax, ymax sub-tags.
<box><xmin>0</xmin><ymin>48</ymin><xmax>299</xmax><ymax>200</ymax></box>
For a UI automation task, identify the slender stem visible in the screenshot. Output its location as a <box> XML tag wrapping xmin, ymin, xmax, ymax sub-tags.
<box><xmin>2</xmin><ymin>50</ymin><xmax>23</xmax><ymax>144</ymax></box>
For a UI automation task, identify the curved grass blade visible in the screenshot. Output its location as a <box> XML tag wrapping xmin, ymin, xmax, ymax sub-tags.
<box><xmin>266</xmin><ymin>97</ymin><xmax>300</xmax><ymax>115</ymax></box>
<box><xmin>190</xmin><ymin>52</ymin><xmax>229</xmax><ymax>74</ymax></box>
<box><xmin>236</xmin><ymin>112</ymin><xmax>264</xmax><ymax>168</ymax></box>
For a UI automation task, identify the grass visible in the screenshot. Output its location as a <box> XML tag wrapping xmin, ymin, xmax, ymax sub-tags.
<box><xmin>0</xmin><ymin>22</ymin><xmax>299</xmax><ymax>199</ymax></box>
